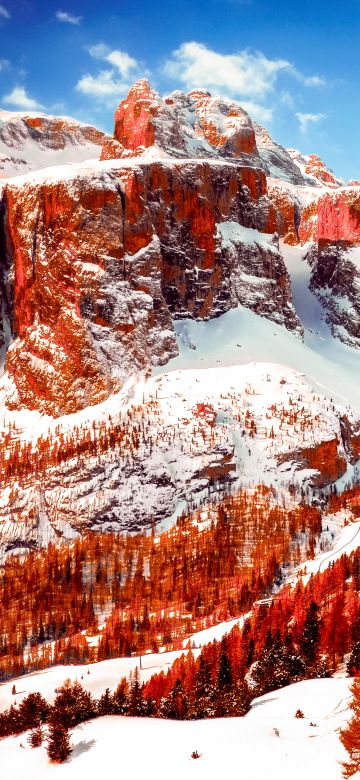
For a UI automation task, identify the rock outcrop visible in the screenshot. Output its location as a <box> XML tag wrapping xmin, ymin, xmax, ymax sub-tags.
<box><xmin>101</xmin><ymin>79</ymin><xmax>260</xmax><ymax>163</ymax></box>
<box><xmin>306</xmin><ymin>240</ymin><xmax>360</xmax><ymax>347</ymax></box>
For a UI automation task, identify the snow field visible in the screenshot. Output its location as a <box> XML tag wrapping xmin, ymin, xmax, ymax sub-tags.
<box><xmin>0</xmin><ymin>677</ymin><xmax>353</xmax><ymax>780</ymax></box>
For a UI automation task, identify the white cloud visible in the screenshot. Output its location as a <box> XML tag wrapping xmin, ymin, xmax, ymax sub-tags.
<box><xmin>106</xmin><ymin>51</ymin><xmax>138</xmax><ymax>79</ymax></box>
<box><xmin>296</xmin><ymin>112</ymin><xmax>326</xmax><ymax>133</ymax></box>
<box><xmin>56</xmin><ymin>10</ymin><xmax>82</xmax><ymax>25</ymax></box>
<box><xmin>3</xmin><ymin>86</ymin><xmax>43</xmax><ymax>111</ymax></box>
<box><xmin>163</xmin><ymin>42</ymin><xmax>326</xmax><ymax>126</ymax></box>
<box><xmin>76</xmin><ymin>70</ymin><xmax>132</xmax><ymax>102</ymax></box>
<box><xmin>0</xmin><ymin>58</ymin><xmax>9</xmax><ymax>70</ymax></box>
<box><xmin>87</xmin><ymin>43</ymin><xmax>139</xmax><ymax>79</ymax></box>
<box><xmin>76</xmin><ymin>43</ymin><xmax>143</xmax><ymax>105</ymax></box>
<box><xmin>164</xmin><ymin>42</ymin><xmax>291</xmax><ymax>99</ymax></box>
<box><xmin>0</xmin><ymin>4</ymin><xmax>10</xmax><ymax>18</ymax></box>
<box><xmin>302</xmin><ymin>75</ymin><xmax>326</xmax><ymax>87</ymax></box>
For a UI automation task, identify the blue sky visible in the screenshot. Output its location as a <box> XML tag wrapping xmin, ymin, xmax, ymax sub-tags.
<box><xmin>0</xmin><ymin>0</ymin><xmax>359</xmax><ymax>179</ymax></box>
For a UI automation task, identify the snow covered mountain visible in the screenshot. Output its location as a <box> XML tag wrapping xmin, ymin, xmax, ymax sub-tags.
<box><xmin>0</xmin><ymin>110</ymin><xmax>110</xmax><ymax>178</ymax></box>
<box><xmin>0</xmin><ymin>79</ymin><xmax>359</xmax><ymax>552</ymax></box>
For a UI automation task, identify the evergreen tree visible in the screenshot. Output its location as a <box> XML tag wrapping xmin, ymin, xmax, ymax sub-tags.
<box><xmin>160</xmin><ymin>679</ymin><xmax>188</xmax><ymax>720</ymax></box>
<box><xmin>19</xmin><ymin>692</ymin><xmax>49</xmax><ymax>731</ymax></box>
<box><xmin>340</xmin><ymin>676</ymin><xmax>360</xmax><ymax>777</ymax></box>
<box><xmin>128</xmin><ymin>668</ymin><xmax>145</xmax><ymax>716</ymax></box>
<box><xmin>27</xmin><ymin>725</ymin><xmax>43</xmax><ymax>748</ymax></box>
<box><xmin>52</xmin><ymin>679</ymin><xmax>95</xmax><ymax>728</ymax></box>
<box><xmin>347</xmin><ymin>641</ymin><xmax>360</xmax><ymax>676</ymax></box>
<box><xmin>190</xmin><ymin>656</ymin><xmax>214</xmax><ymax>719</ymax></box>
<box><xmin>97</xmin><ymin>687</ymin><xmax>115</xmax><ymax>716</ymax></box>
<box><xmin>251</xmin><ymin>631</ymin><xmax>304</xmax><ymax>696</ymax></box>
<box><xmin>217</xmin><ymin>650</ymin><xmax>232</xmax><ymax>690</ymax></box>
<box><xmin>300</xmin><ymin>601</ymin><xmax>321</xmax><ymax>667</ymax></box>
<box><xmin>46</xmin><ymin>719</ymin><xmax>72</xmax><ymax>763</ymax></box>
<box><xmin>113</xmin><ymin>678</ymin><xmax>129</xmax><ymax>715</ymax></box>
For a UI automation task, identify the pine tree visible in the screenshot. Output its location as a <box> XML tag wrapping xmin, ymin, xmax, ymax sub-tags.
<box><xmin>52</xmin><ymin>679</ymin><xmax>95</xmax><ymax>728</ymax></box>
<box><xmin>340</xmin><ymin>676</ymin><xmax>360</xmax><ymax>777</ymax></box>
<box><xmin>113</xmin><ymin>678</ymin><xmax>129</xmax><ymax>714</ymax></box>
<box><xmin>97</xmin><ymin>687</ymin><xmax>115</xmax><ymax>716</ymax></box>
<box><xmin>19</xmin><ymin>692</ymin><xmax>49</xmax><ymax>731</ymax></box>
<box><xmin>217</xmin><ymin>650</ymin><xmax>232</xmax><ymax>690</ymax></box>
<box><xmin>46</xmin><ymin>719</ymin><xmax>71</xmax><ymax>763</ymax></box>
<box><xmin>300</xmin><ymin>601</ymin><xmax>321</xmax><ymax>667</ymax></box>
<box><xmin>160</xmin><ymin>679</ymin><xmax>188</xmax><ymax>720</ymax></box>
<box><xmin>190</xmin><ymin>656</ymin><xmax>214</xmax><ymax>719</ymax></box>
<box><xmin>347</xmin><ymin>641</ymin><xmax>360</xmax><ymax>676</ymax></box>
<box><xmin>128</xmin><ymin>667</ymin><xmax>145</xmax><ymax>716</ymax></box>
<box><xmin>27</xmin><ymin>725</ymin><xmax>43</xmax><ymax>748</ymax></box>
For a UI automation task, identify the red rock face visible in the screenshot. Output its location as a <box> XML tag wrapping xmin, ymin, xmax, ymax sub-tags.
<box><xmin>304</xmin><ymin>154</ymin><xmax>339</xmax><ymax>186</ymax></box>
<box><xmin>3</xmin><ymin>170</ymin><xmax>177</xmax><ymax>415</ymax></box>
<box><xmin>282</xmin><ymin>438</ymin><xmax>347</xmax><ymax>487</ymax></box>
<box><xmin>317</xmin><ymin>190</ymin><xmax>360</xmax><ymax>243</ymax></box>
<box><xmin>1</xmin><ymin>155</ymin><xmax>298</xmax><ymax>415</ymax></box>
<box><xmin>108</xmin><ymin>80</ymin><xmax>258</xmax><ymax>162</ymax></box>
<box><xmin>266</xmin><ymin>183</ymin><xmax>299</xmax><ymax>244</ymax></box>
<box><xmin>114</xmin><ymin>80</ymin><xmax>160</xmax><ymax>151</ymax></box>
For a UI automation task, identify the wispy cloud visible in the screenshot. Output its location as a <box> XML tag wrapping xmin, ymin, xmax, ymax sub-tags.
<box><xmin>296</xmin><ymin>112</ymin><xmax>327</xmax><ymax>133</ymax></box>
<box><xmin>56</xmin><ymin>10</ymin><xmax>82</xmax><ymax>25</ymax></box>
<box><xmin>76</xmin><ymin>43</ymin><xmax>144</xmax><ymax>105</ymax></box>
<box><xmin>0</xmin><ymin>4</ymin><xmax>10</xmax><ymax>19</ymax></box>
<box><xmin>3</xmin><ymin>86</ymin><xmax>43</xmax><ymax>111</ymax></box>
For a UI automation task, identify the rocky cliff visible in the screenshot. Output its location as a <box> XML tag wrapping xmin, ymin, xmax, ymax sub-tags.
<box><xmin>0</xmin><ymin>149</ymin><xmax>301</xmax><ymax>414</ymax></box>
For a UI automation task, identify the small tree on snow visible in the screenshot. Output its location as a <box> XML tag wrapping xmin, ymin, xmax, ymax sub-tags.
<box><xmin>28</xmin><ymin>726</ymin><xmax>44</xmax><ymax>748</ymax></box>
<box><xmin>46</xmin><ymin>719</ymin><xmax>71</xmax><ymax>763</ymax></box>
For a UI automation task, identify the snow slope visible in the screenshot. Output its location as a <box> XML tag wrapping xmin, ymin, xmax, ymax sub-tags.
<box><xmin>155</xmin><ymin>243</ymin><xmax>360</xmax><ymax>413</ymax></box>
<box><xmin>0</xmin><ymin>677</ymin><xmax>353</xmax><ymax>780</ymax></box>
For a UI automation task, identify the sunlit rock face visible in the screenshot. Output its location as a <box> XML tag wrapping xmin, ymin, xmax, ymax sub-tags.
<box><xmin>107</xmin><ymin>79</ymin><xmax>260</xmax><ymax>161</ymax></box>
<box><xmin>0</xmin><ymin>150</ymin><xmax>300</xmax><ymax>414</ymax></box>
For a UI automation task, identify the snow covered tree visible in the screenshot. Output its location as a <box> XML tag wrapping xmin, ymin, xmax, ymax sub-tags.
<box><xmin>340</xmin><ymin>676</ymin><xmax>360</xmax><ymax>777</ymax></box>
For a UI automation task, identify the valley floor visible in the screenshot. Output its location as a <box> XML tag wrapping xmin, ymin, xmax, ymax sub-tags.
<box><xmin>0</xmin><ymin>677</ymin><xmax>352</xmax><ymax>779</ymax></box>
